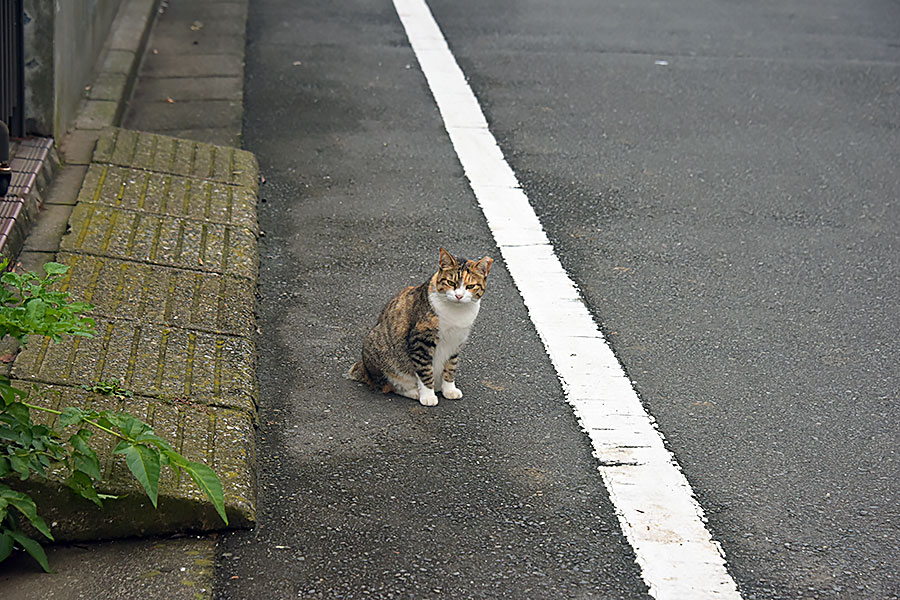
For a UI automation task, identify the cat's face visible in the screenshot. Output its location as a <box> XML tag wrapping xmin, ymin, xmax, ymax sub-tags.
<box><xmin>434</xmin><ymin>248</ymin><xmax>493</xmax><ymax>304</ymax></box>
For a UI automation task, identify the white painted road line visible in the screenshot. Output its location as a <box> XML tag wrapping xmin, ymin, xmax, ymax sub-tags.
<box><xmin>392</xmin><ymin>1</ymin><xmax>744</xmax><ymax>598</ymax></box>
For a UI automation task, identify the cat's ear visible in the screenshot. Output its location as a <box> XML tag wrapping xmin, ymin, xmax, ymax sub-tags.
<box><xmin>474</xmin><ymin>256</ymin><xmax>493</xmax><ymax>277</ymax></box>
<box><xmin>439</xmin><ymin>247</ymin><xmax>457</xmax><ymax>269</ymax></box>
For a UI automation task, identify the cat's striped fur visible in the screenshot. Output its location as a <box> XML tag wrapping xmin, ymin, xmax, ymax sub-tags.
<box><xmin>349</xmin><ymin>248</ymin><xmax>493</xmax><ymax>406</ymax></box>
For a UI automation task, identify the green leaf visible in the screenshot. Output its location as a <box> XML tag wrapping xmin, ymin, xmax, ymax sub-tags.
<box><xmin>162</xmin><ymin>449</ymin><xmax>187</xmax><ymax>476</ymax></box>
<box><xmin>0</xmin><ymin>457</ymin><xmax>9</xmax><ymax>477</ymax></box>
<box><xmin>30</xmin><ymin>454</ymin><xmax>50</xmax><ymax>477</ymax></box>
<box><xmin>17</xmin><ymin>427</ymin><xmax>33</xmax><ymax>447</ymax></box>
<box><xmin>0</xmin><ymin>531</ymin><xmax>13</xmax><ymax>563</ymax></box>
<box><xmin>66</xmin><ymin>470</ymin><xmax>103</xmax><ymax>508</ymax></box>
<box><xmin>95</xmin><ymin>412</ymin><xmax>116</xmax><ymax>431</ymax></box>
<box><xmin>73</xmin><ymin>451</ymin><xmax>102</xmax><ymax>482</ymax></box>
<box><xmin>24</xmin><ymin>298</ymin><xmax>48</xmax><ymax>323</ymax></box>
<box><xmin>0</xmin><ymin>386</ymin><xmax>13</xmax><ymax>407</ymax></box>
<box><xmin>0</xmin><ymin>426</ymin><xmax>16</xmax><ymax>442</ymax></box>
<box><xmin>0</xmin><ymin>380</ymin><xmax>27</xmax><ymax>406</ymax></box>
<box><xmin>2</xmin><ymin>488</ymin><xmax>53</xmax><ymax>541</ymax></box>
<box><xmin>41</xmin><ymin>290</ymin><xmax>69</xmax><ymax>305</ymax></box>
<box><xmin>122</xmin><ymin>415</ymin><xmax>148</xmax><ymax>438</ymax></box>
<box><xmin>68</xmin><ymin>428</ymin><xmax>93</xmax><ymax>452</ymax></box>
<box><xmin>0</xmin><ymin>271</ymin><xmax>20</xmax><ymax>287</ymax></box>
<box><xmin>114</xmin><ymin>442</ymin><xmax>161</xmax><ymax>507</ymax></box>
<box><xmin>70</xmin><ymin>430</ymin><xmax>101</xmax><ymax>480</ymax></box>
<box><xmin>66</xmin><ymin>302</ymin><xmax>94</xmax><ymax>313</ymax></box>
<box><xmin>182</xmin><ymin>460</ymin><xmax>228</xmax><ymax>525</ymax></box>
<box><xmin>0</xmin><ymin>262</ymin><xmax>95</xmax><ymax>346</ymax></box>
<box><xmin>134</xmin><ymin>432</ymin><xmax>173</xmax><ymax>452</ymax></box>
<box><xmin>5</xmin><ymin>402</ymin><xmax>30</xmax><ymax>424</ymax></box>
<box><xmin>69</xmin><ymin>316</ymin><xmax>96</xmax><ymax>337</ymax></box>
<box><xmin>109</xmin><ymin>413</ymin><xmax>149</xmax><ymax>439</ymax></box>
<box><xmin>42</xmin><ymin>262</ymin><xmax>69</xmax><ymax>276</ymax></box>
<box><xmin>9</xmin><ymin>530</ymin><xmax>51</xmax><ymax>573</ymax></box>
<box><xmin>58</xmin><ymin>407</ymin><xmax>86</xmax><ymax>428</ymax></box>
<box><xmin>8</xmin><ymin>454</ymin><xmax>31</xmax><ymax>480</ymax></box>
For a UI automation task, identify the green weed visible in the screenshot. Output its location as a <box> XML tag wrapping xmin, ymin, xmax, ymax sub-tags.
<box><xmin>0</xmin><ymin>260</ymin><xmax>227</xmax><ymax>572</ymax></box>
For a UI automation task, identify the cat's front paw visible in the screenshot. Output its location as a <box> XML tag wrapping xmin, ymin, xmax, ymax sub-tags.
<box><xmin>419</xmin><ymin>391</ymin><xmax>439</xmax><ymax>407</ymax></box>
<box><xmin>441</xmin><ymin>381</ymin><xmax>463</xmax><ymax>400</ymax></box>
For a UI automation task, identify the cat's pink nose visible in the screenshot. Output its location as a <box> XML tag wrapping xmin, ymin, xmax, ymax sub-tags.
<box><xmin>455</xmin><ymin>291</ymin><xmax>464</xmax><ymax>300</ymax></box>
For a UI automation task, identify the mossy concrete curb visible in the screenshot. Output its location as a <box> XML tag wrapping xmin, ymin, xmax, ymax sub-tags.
<box><xmin>77</xmin><ymin>0</ymin><xmax>160</xmax><ymax>131</ymax></box>
<box><xmin>10</xmin><ymin>128</ymin><xmax>260</xmax><ymax>541</ymax></box>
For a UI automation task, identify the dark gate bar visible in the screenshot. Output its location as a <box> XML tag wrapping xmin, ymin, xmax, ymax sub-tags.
<box><xmin>1</xmin><ymin>0</ymin><xmax>25</xmax><ymax>137</ymax></box>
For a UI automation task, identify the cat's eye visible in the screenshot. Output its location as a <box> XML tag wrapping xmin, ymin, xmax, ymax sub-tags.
<box><xmin>466</xmin><ymin>284</ymin><xmax>477</xmax><ymax>290</ymax></box>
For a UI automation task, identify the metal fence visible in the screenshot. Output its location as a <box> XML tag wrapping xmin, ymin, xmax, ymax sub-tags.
<box><xmin>1</xmin><ymin>0</ymin><xmax>25</xmax><ymax>137</ymax></box>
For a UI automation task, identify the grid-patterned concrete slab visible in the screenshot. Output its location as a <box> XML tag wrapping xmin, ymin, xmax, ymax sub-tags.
<box><xmin>61</xmin><ymin>203</ymin><xmax>258</xmax><ymax>279</ymax></box>
<box><xmin>56</xmin><ymin>253</ymin><xmax>257</xmax><ymax>338</ymax></box>
<box><xmin>10</xmin><ymin>128</ymin><xmax>260</xmax><ymax>541</ymax></box>
<box><xmin>93</xmin><ymin>128</ymin><xmax>258</xmax><ymax>188</ymax></box>
<box><xmin>17</xmin><ymin>382</ymin><xmax>256</xmax><ymax>540</ymax></box>
<box><xmin>12</xmin><ymin>318</ymin><xmax>256</xmax><ymax>413</ymax></box>
<box><xmin>76</xmin><ymin>164</ymin><xmax>258</xmax><ymax>231</ymax></box>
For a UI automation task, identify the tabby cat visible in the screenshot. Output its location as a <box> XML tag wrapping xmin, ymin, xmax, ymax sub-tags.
<box><xmin>349</xmin><ymin>248</ymin><xmax>493</xmax><ymax>406</ymax></box>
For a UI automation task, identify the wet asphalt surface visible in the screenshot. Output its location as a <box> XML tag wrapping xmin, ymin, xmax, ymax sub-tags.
<box><xmin>216</xmin><ymin>0</ymin><xmax>900</xmax><ymax>599</ymax></box>
<box><xmin>214</xmin><ymin>1</ymin><xmax>649</xmax><ymax>598</ymax></box>
<box><xmin>427</xmin><ymin>0</ymin><xmax>900</xmax><ymax>598</ymax></box>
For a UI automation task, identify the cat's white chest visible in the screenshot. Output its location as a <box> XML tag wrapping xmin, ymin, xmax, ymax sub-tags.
<box><xmin>429</xmin><ymin>293</ymin><xmax>480</xmax><ymax>370</ymax></box>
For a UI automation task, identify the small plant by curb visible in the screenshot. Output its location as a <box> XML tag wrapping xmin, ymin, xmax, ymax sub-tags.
<box><xmin>79</xmin><ymin>378</ymin><xmax>134</xmax><ymax>399</ymax></box>
<box><xmin>0</xmin><ymin>260</ymin><xmax>228</xmax><ymax>572</ymax></box>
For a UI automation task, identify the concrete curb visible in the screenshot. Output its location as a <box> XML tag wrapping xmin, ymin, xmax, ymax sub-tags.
<box><xmin>4</xmin><ymin>0</ymin><xmax>261</xmax><ymax>543</ymax></box>
<box><xmin>11</xmin><ymin>128</ymin><xmax>260</xmax><ymax>541</ymax></box>
<box><xmin>78</xmin><ymin>0</ymin><xmax>160</xmax><ymax>131</ymax></box>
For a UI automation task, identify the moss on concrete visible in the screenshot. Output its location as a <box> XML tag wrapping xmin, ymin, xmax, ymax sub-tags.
<box><xmin>10</xmin><ymin>382</ymin><xmax>257</xmax><ymax>541</ymax></box>
<box><xmin>55</xmin><ymin>253</ymin><xmax>257</xmax><ymax>338</ymax></box>
<box><xmin>12</xmin><ymin>320</ymin><xmax>257</xmax><ymax>410</ymax></box>
<box><xmin>75</xmin><ymin>164</ymin><xmax>258</xmax><ymax>232</ymax></box>
<box><xmin>7</xmin><ymin>127</ymin><xmax>260</xmax><ymax>541</ymax></box>
<box><xmin>92</xmin><ymin>128</ymin><xmax>259</xmax><ymax>190</ymax></box>
<box><xmin>60</xmin><ymin>203</ymin><xmax>258</xmax><ymax>280</ymax></box>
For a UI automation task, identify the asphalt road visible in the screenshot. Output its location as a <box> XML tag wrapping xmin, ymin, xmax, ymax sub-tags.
<box><xmin>215</xmin><ymin>0</ymin><xmax>649</xmax><ymax>598</ymax></box>
<box><xmin>217</xmin><ymin>1</ymin><xmax>900</xmax><ymax>598</ymax></box>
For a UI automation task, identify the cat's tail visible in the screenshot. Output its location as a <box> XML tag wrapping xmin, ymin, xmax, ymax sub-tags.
<box><xmin>347</xmin><ymin>361</ymin><xmax>371</xmax><ymax>385</ymax></box>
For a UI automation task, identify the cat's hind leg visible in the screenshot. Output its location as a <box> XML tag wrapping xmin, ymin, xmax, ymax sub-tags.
<box><xmin>396</xmin><ymin>387</ymin><xmax>420</xmax><ymax>401</ymax></box>
<box><xmin>385</xmin><ymin>372</ymin><xmax>419</xmax><ymax>400</ymax></box>
<box><xmin>389</xmin><ymin>374</ymin><xmax>439</xmax><ymax>407</ymax></box>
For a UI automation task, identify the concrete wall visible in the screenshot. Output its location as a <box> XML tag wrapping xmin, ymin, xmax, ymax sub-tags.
<box><xmin>23</xmin><ymin>0</ymin><xmax>124</xmax><ymax>138</ymax></box>
<box><xmin>22</xmin><ymin>0</ymin><xmax>53</xmax><ymax>136</ymax></box>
